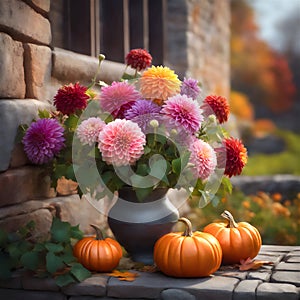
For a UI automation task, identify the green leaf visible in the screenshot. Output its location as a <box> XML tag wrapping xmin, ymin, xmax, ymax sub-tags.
<box><xmin>0</xmin><ymin>253</ymin><xmax>13</xmax><ymax>279</ymax></box>
<box><xmin>20</xmin><ymin>251</ymin><xmax>40</xmax><ymax>271</ymax></box>
<box><xmin>55</xmin><ymin>273</ymin><xmax>76</xmax><ymax>287</ymax></box>
<box><xmin>46</xmin><ymin>252</ymin><xmax>65</xmax><ymax>274</ymax></box>
<box><xmin>70</xmin><ymin>224</ymin><xmax>83</xmax><ymax>240</ymax></box>
<box><xmin>45</xmin><ymin>243</ymin><xmax>64</xmax><ymax>253</ymax></box>
<box><xmin>172</xmin><ymin>157</ymin><xmax>182</xmax><ymax>175</ymax></box>
<box><xmin>221</xmin><ymin>176</ymin><xmax>233</xmax><ymax>194</ymax></box>
<box><xmin>64</xmin><ymin>114</ymin><xmax>79</xmax><ymax>131</ymax></box>
<box><xmin>70</xmin><ymin>263</ymin><xmax>91</xmax><ymax>282</ymax></box>
<box><xmin>50</xmin><ymin>218</ymin><xmax>72</xmax><ymax>243</ymax></box>
<box><xmin>135</xmin><ymin>187</ymin><xmax>153</xmax><ymax>202</ymax></box>
<box><xmin>0</xmin><ymin>229</ymin><xmax>8</xmax><ymax>247</ymax></box>
<box><xmin>7</xmin><ymin>243</ymin><xmax>22</xmax><ymax>259</ymax></box>
<box><xmin>38</xmin><ymin>109</ymin><xmax>51</xmax><ymax>119</ymax></box>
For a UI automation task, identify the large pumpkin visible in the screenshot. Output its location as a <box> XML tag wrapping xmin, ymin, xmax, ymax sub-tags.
<box><xmin>153</xmin><ymin>217</ymin><xmax>222</xmax><ymax>277</ymax></box>
<box><xmin>73</xmin><ymin>225</ymin><xmax>122</xmax><ymax>272</ymax></box>
<box><xmin>203</xmin><ymin>210</ymin><xmax>262</xmax><ymax>265</ymax></box>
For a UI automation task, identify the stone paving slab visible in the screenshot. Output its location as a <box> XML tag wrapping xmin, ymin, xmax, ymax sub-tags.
<box><xmin>0</xmin><ymin>245</ymin><xmax>300</xmax><ymax>299</ymax></box>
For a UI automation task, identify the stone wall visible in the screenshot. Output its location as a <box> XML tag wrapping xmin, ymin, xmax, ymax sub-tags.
<box><xmin>0</xmin><ymin>0</ymin><xmax>231</xmax><ymax>237</ymax></box>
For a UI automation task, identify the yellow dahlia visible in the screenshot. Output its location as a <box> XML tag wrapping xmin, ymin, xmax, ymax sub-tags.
<box><xmin>140</xmin><ymin>66</ymin><xmax>181</xmax><ymax>104</ymax></box>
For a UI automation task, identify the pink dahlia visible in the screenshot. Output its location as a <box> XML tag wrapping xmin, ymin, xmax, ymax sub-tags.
<box><xmin>125</xmin><ymin>48</ymin><xmax>152</xmax><ymax>71</ymax></box>
<box><xmin>76</xmin><ymin>117</ymin><xmax>106</xmax><ymax>146</ymax></box>
<box><xmin>54</xmin><ymin>82</ymin><xmax>89</xmax><ymax>115</ymax></box>
<box><xmin>216</xmin><ymin>137</ymin><xmax>248</xmax><ymax>178</ymax></box>
<box><xmin>99</xmin><ymin>81</ymin><xmax>141</xmax><ymax>116</ymax></box>
<box><xmin>180</xmin><ymin>78</ymin><xmax>201</xmax><ymax>100</ymax></box>
<box><xmin>189</xmin><ymin>139</ymin><xmax>217</xmax><ymax>180</ymax></box>
<box><xmin>98</xmin><ymin>119</ymin><xmax>146</xmax><ymax>166</ymax></box>
<box><xmin>22</xmin><ymin>118</ymin><xmax>65</xmax><ymax>165</ymax></box>
<box><xmin>161</xmin><ymin>94</ymin><xmax>203</xmax><ymax>134</ymax></box>
<box><xmin>201</xmin><ymin>95</ymin><xmax>230</xmax><ymax>124</ymax></box>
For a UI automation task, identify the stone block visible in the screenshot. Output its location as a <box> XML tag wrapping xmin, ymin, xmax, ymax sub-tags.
<box><xmin>0</xmin><ymin>167</ymin><xmax>54</xmax><ymax>207</ymax></box>
<box><xmin>0</xmin><ymin>99</ymin><xmax>52</xmax><ymax>171</ymax></box>
<box><xmin>247</xmin><ymin>270</ymin><xmax>271</xmax><ymax>282</ymax></box>
<box><xmin>271</xmin><ymin>271</ymin><xmax>300</xmax><ymax>287</ymax></box>
<box><xmin>0</xmin><ymin>33</ymin><xmax>25</xmax><ymax>99</ymax></box>
<box><xmin>107</xmin><ymin>271</ymin><xmax>239</xmax><ymax>300</ymax></box>
<box><xmin>275</xmin><ymin>262</ymin><xmax>300</xmax><ymax>271</ymax></box>
<box><xmin>30</xmin><ymin>0</ymin><xmax>51</xmax><ymax>13</ymax></box>
<box><xmin>0</xmin><ymin>289</ymin><xmax>66</xmax><ymax>300</ymax></box>
<box><xmin>233</xmin><ymin>280</ymin><xmax>262</xmax><ymax>300</ymax></box>
<box><xmin>22</xmin><ymin>275</ymin><xmax>59</xmax><ymax>291</ymax></box>
<box><xmin>161</xmin><ymin>288</ymin><xmax>196</xmax><ymax>300</ymax></box>
<box><xmin>61</xmin><ymin>275</ymin><xmax>108</xmax><ymax>296</ymax></box>
<box><xmin>45</xmin><ymin>195</ymin><xmax>109</xmax><ymax>235</ymax></box>
<box><xmin>256</xmin><ymin>282</ymin><xmax>298</xmax><ymax>300</ymax></box>
<box><xmin>9</xmin><ymin>143</ymin><xmax>30</xmax><ymax>169</ymax></box>
<box><xmin>0</xmin><ymin>208</ymin><xmax>53</xmax><ymax>239</ymax></box>
<box><xmin>0</xmin><ymin>0</ymin><xmax>51</xmax><ymax>45</ymax></box>
<box><xmin>24</xmin><ymin>43</ymin><xmax>52</xmax><ymax>101</ymax></box>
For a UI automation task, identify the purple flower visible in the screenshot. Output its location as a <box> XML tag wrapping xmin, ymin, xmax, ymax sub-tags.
<box><xmin>180</xmin><ymin>78</ymin><xmax>201</xmax><ymax>100</ymax></box>
<box><xmin>22</xmin><ymin>118</ymin><xmax>65</xmax><ymax>164</ymax></box>
<box><xmin>124</xmin><ymin>99</ymin><xmax>161</xmax><ymax>132</ymax></box>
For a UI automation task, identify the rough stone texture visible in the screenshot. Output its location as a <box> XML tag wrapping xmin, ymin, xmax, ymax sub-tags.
<box><xmin>247</xmin><ymin>271</ymin><xmax>271</xmax><ymax>282</ymax></box>
<box><xmin>0</xmin><ymin>167</ymin><xmax>54</xmax><ymax>207</ymax></box>
<box><xmin>61</xmin><ymin>275</ymin><xmax>108</xmax><ymax>296</ymax></box>
<box><xmin>166</xmin><ymin>0</ymin><xmax>230</xmax><ymax>98</ymax></box>
<box><xmin>107</xmin><ymin>272</ymin><xmax>239</xmax><ymax>300</ymax></box>
<box><xmin>275</xmin><ymin>262</ymin><xmax>300</xmax><ymax>271</ymax></box>
<box><xmin>24</xmin><ymin>43</ymin><xmax>52</xmax><ymax>101</ymax></box>
<box><xmin>0</xmin><ymin>33</ymin><xmax>25</xmax><ymax>98</ymax></box>
<box><xmin>231</xmin><ymin>175</ymin><xmax>300</xmax><ymax>199</ymax></box>
<box><xmin>233</xmin><ymin>280</ymin><xmax>262</xmax><ymax>300</ymax></box>
<box><xmin>256</xmin><ymin>282</ymin><xmax>299</xmax><ymax>300</ymax></box>
<box><xmin>0</xmin><ymin>99</ymin><xmax>52</xmax><ymax>171</ymax></box>
<box><xmin>22</xmin><ymin>275</ymin><xmax>59</xmax><ymax>291</ymax></box>
<box><xmin>28</xmin><ymin>0</ymin><xmax>51</xmax><ymax>13</ymax></box>
<box><xmin>0</xmin><ymin>0</ymin><xmax>51</xmax><ymax>45</ymax></box>
<box><xmin>0</xmin><ymin>208</ymin><xmax>53</xmax><ymax>240</ymax></box>
<box><xmin>45</xmin><ymin>195</ymin><xmax>109</xmax><ymax>235</ymax></box>
<box><xmin>9</xmin><ymin>143</ymin><xmax>30</xmax><ymax>169</ymax></box>
<box><xmin>161</xmin><ymin>288</ymin><xmax>196</xmax><ymax>300</ymax></box>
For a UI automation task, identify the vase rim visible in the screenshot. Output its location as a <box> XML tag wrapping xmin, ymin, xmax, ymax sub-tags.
<box><xmin>118</xmin><ymin>187</ymin><xmax>169</xmax><ymax>203</ymax></box>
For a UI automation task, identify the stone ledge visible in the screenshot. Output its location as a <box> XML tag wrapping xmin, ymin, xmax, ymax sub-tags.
<box><xmin>0</xmin><ymin>245</ymin><xmax>299</xmax><ymax>300</ymax></box>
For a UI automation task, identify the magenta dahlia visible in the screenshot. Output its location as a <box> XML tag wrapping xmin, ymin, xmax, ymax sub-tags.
<box><xmin>98</xmin><ymin>119</ymin><xmax>146</xmax><ymax>166</ymax></box>
<box><xmin>76</xmin><ymin>117</ymin><xmax>106</xmax><ymax>146</ymax></box>
<box><xmin>99</xmin><ymin>81</ymin><xmax>141</xmax><ymax>116</ymax></box>
<box><xmin>53</xmin><ymin>82</ymin><xmax>89</xmax><ymax>115</ymax></box>
<box><xmin>161</xmin><ymin>94</ymin><xmax>203</xmax><ymax>134</ymax></box>
<box><xmin>22</xmin><ymin>118</ymin><xmax>65</xmax><ymax>164</ymax></box>
<box><xmin>189</xmin><ymin>139</ymin><xmax>217</xmax><ymax>180</ymax></box>
<box><xmin>201</xmin><ymin>95</ymin><xmax>230</xmax><ymax>124</ymax></box>
<box><xmin>125</xmin><ymin>48</ymin><xmax>152</xmax><ymax>71</ymax></box>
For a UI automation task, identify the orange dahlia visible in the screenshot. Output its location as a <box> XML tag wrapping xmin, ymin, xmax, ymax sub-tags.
<box><xmin>218</xmin><ymin>137</ymin><xmax>248</xmax><ymax>177</ymax></box>
<box><xmin>140</xmin><ymin>66</ymin><xmax>181</xmax><ymax>103</ymax></box>
<box><xmin>201</xmin><ymin>95</ymin><xmax>230</xmax><ymax>124</ymax></box>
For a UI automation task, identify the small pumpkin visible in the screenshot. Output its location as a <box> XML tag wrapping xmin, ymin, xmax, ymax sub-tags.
<box><xmin>153</xmin><ymin>217</ymin><xmax>222</xmax><ymax>277</ymax></box>
<box><xmin>73</xmin><ymin>225</ymin><xmax>122</xmax><ymax>272</ymax></box>
<box><xmin>203</xmin><ymin>210</ymin><xmax>262</xmax><ymax>265</ymax></box>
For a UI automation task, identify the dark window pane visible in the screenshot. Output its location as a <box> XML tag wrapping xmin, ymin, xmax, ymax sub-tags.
<box><xmin>100</xmin><ymin>0</ymin><xmax>124</xmax><ymax>62</ymax></box>
<box><xmin>129</xmin><ymin>0</ymin><xmax>144</xmax><ymax>49</ymax></box>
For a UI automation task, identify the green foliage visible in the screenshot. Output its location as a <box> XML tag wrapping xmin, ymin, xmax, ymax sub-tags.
<box><xmin>0</xmin><ymin>218</ymin><xmax>91</xmax><ymax>286</ymax></box>
<box><xmin>243</xmin><ymin>130</ymin><xmax>300</xmax><ymax>175</ymax></box>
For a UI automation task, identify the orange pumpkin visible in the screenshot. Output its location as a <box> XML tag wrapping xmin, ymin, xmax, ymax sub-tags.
<box><xmin>153</xmin><ymin>217</ymin><xmax>222</xmax><ymax>277</ymax></box>
<box><xmin>203</xmin><ymin>210</ymin><xmax>262</xmax><ymax>265</ymax></box>
<box><xmin>73</xmin><ymin>225</ymin><xmax>122</xmax><ymax>272</ymax></box>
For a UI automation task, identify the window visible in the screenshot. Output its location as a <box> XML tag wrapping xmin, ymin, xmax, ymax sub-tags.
<box><xmin>50</xmin><ymin>0</ymin><xmax>166</xmax><ymax>65</ymax></box>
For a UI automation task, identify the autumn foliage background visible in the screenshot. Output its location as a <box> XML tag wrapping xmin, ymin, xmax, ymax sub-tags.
<box><xmin>188</xmin><ymin>0</ymin><xmax>300</xmax><ymax>246</ymax></box>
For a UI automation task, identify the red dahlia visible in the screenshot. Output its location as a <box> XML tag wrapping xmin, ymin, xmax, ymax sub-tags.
<box><xmin>125</xmin><ymin>48</ymin><xmax>152</xmax><ymax>71</ymax></box>
<box><xmin>221</xmin><ymin>137</ymin><xmax>248</xmax><ymax>177</ymax></box>
<box><xmin>54</xmin><ymin>82</ymin><xmax>89</xmax><ymax>115</ymax></box>
<box><xmin>202</xmin><ymin>95</ymin><xmax>230</xmax><ymax>124</ymax></box>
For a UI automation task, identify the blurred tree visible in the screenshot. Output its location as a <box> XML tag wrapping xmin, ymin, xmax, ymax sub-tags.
<box><xmin>231</xmin><ymin>0</ymin><xmax>296</xmax><ymax>117</ymax></box>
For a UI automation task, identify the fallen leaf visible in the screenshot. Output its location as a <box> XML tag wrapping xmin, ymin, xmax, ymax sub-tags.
<box><xmin>56</xmin><ymin>176</ymin><xmax>78</xmax><ymax>195</ymax></box>
<box><xmin>107</xmin><ymin>270</ymin><xmax>139</xmax><ymax>281</ymax></box>
<box><xmin>238</xmin><ymin>257</ymin><xmax>274</xmax><ymax>271</ymax></box>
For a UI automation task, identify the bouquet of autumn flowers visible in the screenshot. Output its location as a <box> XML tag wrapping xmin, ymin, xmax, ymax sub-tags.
<box><xmin>21</xmin><ymin>49</ymin><xmax>247</xmax><ymax>204</ymax></box>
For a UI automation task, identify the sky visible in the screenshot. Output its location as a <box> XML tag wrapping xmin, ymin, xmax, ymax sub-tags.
<box><xmin>248</xmin><ymin>0</ymin><xmax>300</xmax><ymax>52</ymax></box>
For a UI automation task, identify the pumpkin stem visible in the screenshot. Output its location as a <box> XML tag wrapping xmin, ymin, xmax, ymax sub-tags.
<box><xmin>90</xmin><ymin>224</ymin><xmax>104</xmax><ymax>240</ymax></box>
<box><xmin>221</xmin><ymin>210</ymin><xmax>238</xmax><ymax>228</ymax></box>
<box><xmin>178</xmin><ymin>217</ymin><xmax>193</xmax><ymax>237</ymax></box>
